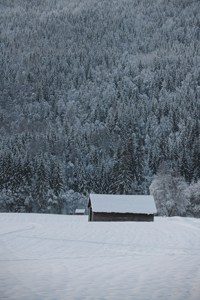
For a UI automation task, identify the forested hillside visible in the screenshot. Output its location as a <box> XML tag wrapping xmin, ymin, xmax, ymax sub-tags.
<box><xmin>0</xmin><ymin>0</ymin><xmax>200</xmax><ymax>216</ymax></box>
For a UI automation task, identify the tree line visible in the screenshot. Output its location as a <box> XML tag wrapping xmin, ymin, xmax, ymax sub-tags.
<box><xmin>0</xmin><ymin>0</ymin><xmax>200</xmax><ymax>216</ymax></box>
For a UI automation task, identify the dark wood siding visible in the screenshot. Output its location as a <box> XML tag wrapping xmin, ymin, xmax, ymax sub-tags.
<box><xmin>92</xmin><ymin>212</ymin><xmax>154</xmax><ymax>222</ymax></box>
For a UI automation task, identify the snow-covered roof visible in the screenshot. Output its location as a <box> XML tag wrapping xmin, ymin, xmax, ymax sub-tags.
<box><xmin>89</xmin><ymin>194</ymin><xmax>157</xmax><ymax>214</ymax></box>
<box><xmin>75</xmin><ymin>209</ymin><xmax>85</xmax><ymax>214</ymax></box>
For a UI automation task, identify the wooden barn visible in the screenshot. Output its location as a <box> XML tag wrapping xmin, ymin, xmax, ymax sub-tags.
<box><xmin>88</xmin><ymin>194</ymin><xmax>157</xmax><ymax>222</ymax></box>
<box><xmin>75</xmin><ymin>209</ymin><xmax>85</xmax><ymax>215</ymax></box>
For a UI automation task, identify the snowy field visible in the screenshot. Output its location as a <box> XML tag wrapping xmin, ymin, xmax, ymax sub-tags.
<box><xmin>0</xmin><ymin>214</ymin><xmax>200</xmax><ymax>300</ymax></box>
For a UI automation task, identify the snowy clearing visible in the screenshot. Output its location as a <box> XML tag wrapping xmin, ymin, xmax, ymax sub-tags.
<box><xmin>0</xmin><ymin>214</ymin><xmax>200</xmax><ymax>300</ymax></box>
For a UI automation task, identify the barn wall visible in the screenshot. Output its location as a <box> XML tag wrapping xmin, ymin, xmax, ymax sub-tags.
<box><xmin>92</xmin><ymin>212</ymin><xmax>154</xmax><ymax>222</ymax></box>
<box><xmin>88</xmin><ymin>207</ymin><xmax>92</xmax><ymax>221</ymax></box>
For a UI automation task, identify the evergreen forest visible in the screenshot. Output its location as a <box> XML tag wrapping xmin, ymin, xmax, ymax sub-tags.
<box><xmin>0</xmin><ymin>0</ymin><xmax>200</xmax><ymax>216</ymax></box>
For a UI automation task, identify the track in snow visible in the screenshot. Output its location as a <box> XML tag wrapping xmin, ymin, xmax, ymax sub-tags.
<box><xmin>0</xmin><ymin>213</ymin><xmax>200</xmax><ymax>300</ymax></box>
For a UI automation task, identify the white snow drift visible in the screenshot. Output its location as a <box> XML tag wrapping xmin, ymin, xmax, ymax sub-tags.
<box><xmin>0</xmin><ymin>213</ymin><xmax>200</xmax><ymax>300</ymax></box>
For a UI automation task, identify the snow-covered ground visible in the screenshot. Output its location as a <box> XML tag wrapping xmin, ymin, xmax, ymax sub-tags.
<box><xmin>0</xmin><ymin>213</ymin><xmax>200</xmax><ymax>300</ymax></box>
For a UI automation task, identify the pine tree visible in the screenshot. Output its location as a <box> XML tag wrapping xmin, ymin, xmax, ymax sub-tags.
<box><xmin>179</xmin><ymin>147</ymin><xmax>190</xmax><ymax>183</ymax></box>
<box><xmin>34</xmin><ymin>157</ymin><xmax>49</xmax><ymax>212</ymax></box>
<box><xmin>109</xmin><ymin>147</ymin><xmax>121</xmax><ymax>194</ymax></box>
<box><xmin>53</xmin><ymin>161</ymin><xmax>64</xmax><ymax>197</ymax></box>
<box><xmin>134</xmin><ymin>138</ymin><xmax>146</xmax><ymax>193</ymax></box>
<box><xmin>110</xmin><ymin>136</ymin><xmax>136</xmax><ymax>195</ymax></box>
<box><xmin>191</xmin><ymin>139</ymin><xmax>200</xmax><ymax>182</ymax></box>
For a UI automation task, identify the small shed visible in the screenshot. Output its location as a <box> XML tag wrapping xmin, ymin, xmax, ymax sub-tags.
<box><xmin>88</xmin><ymin>194</ymin><xmax>157</xmax><ymax>222</ymax></box>
<box><xmin>75</xmin><ymin>209</ymin><xmax>85</xmax><ymax>215</ymax></box>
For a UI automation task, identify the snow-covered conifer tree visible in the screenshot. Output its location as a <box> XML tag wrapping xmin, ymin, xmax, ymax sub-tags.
<box><xmin>150</xmin><ymin>163</ymin><xmax>189</xmax><ymax>216</ymax></box>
